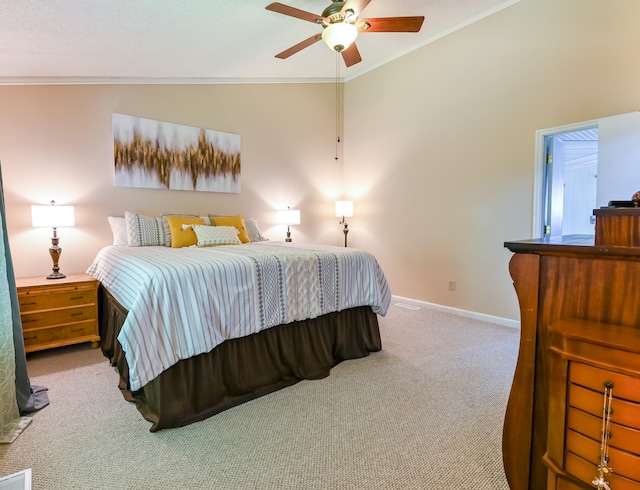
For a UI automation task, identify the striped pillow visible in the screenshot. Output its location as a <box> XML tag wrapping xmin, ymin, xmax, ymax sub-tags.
<box><xmin>125</xmin><ymin>211</ymin><xmax>166</xmax><ymax>247</ymax></box>
<box><xmin>245</xmin><ymin>217</ymin><xmax>268</xmax><ymax>242</ymax></box>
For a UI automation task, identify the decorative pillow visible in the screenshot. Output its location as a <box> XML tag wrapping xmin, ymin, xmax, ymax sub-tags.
<box><xmin>161</xmin><ymin>213</ymin><xmax>200</xmax><ymax>246</ymax></box>
<box><xmin>191</xmin><ymin>225</ymin><xmax>241</xmax><ymax>247</ymax></box>
<box><xmin>245</xmin><ymin>217</ymin><xmax>268</xmax><ymax>242</ymax></box>
<box><xmin>210</xmin><ymin>215</ymin><xmax>250</xmax><ymax>243</ymax></box>
<box><xmin>125</xmin><ymin>211</ymin><xmax>166</xmax><ymax>247</ymax></box>
<box><xmin>165</xmin><ymin>216</ymin><xmax>205</xmax><ymax>248</ymax></box>
<box><xmin>107</xmin><ymin>216</ymin><xmax>128</xmax><ymax>246</ymax></box>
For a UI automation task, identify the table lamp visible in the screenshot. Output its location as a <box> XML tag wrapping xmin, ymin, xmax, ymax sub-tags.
<box><xmin>31</xmin><ymin>200</ymin><xmax>75</xmax><ymax>279</ymax></box>
<box><xmin>278</xmin><ymin>207</ymin><xmax>301</xmax><ymax>242</ymax></box>
<box><xmin>335</xmin><ymin>200</ymin><xmax>353</xmax><ymax>247</ymax></box>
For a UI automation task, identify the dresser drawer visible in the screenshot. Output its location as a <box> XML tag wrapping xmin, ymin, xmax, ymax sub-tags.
<box><xmin>569</xmin><ymin>384</ymin><xmax>640</xmax><ymax>430</ymax></box>
<box><xmin>565</xmin><ymin>451</ymin><xmax>640</xmax><ymax>490</ymax></box>
<box><xmin>20</xmin><ymin>305</ymin><xmax>96</xmax><ymax>331</ymax></box>
<box><xmin>571</xmin><ymin>362</ymin><xmax>640</xmax><ymax>403</ymax></box>
<box><xmin>22</xmin><ymin>321</ymin><xmax>97</xmax><ymax>351</ymax></box>
<box><xmin>568</xmin><ymin>406</ymin><xmax>640</xmax><ymax>455</ymax></box>
<box><xmin>567</xmin><ymin>429</ymin><xmax>640</xmax><ymax>482</ymax></box>
<box><xmin>18</xmin><ymin>286</ymin><xmax>96</xmax><ymax>312</ymax></box>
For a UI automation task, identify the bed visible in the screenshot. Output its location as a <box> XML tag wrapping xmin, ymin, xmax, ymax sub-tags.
<box><xmin>88</xmin><ymin>240</ymin><xmax>391</xmax><ymax>431</ymax></box>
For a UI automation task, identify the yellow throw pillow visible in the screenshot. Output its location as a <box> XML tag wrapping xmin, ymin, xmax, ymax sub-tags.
<box><xmin>165</xmin><ymin>216</ymin><xmax>205</xmax><ymax>248</ymax></box>
<box><xmin>211</xmin><ymin>216</ymin><xmax>250</xmax><ymax>243</ymax></box>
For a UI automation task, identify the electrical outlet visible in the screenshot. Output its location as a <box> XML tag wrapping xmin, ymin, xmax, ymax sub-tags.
<box><xmin>448</xmin><ymin>280</ymin><xmax>456</xmax><ymax>291</ymax></box>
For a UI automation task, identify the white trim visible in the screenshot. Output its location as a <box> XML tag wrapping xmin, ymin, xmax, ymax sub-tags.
<box><xmin>0</xmin><ymin>76</ymin><xmax>338</xmax><ymax>86</ymax></box>
<box><xmin>532</xmin><ymin>118</ymin><xmax>599</xmax><ymax>238</ymax></box>
<box><xmin>391</xmin><ymin>295</ymin><xmax>520</xmax><ymax>329</ymax></box>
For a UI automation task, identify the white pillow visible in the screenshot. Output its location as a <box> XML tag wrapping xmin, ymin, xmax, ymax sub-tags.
<box><xmin>107</xmin><ymin>216</ymin><xmax>128</xmax><ymax>246</ymax></box>
<box><xmin>190</xmin><ymin>225</ymin><xmax>241</xmax><ymax>247</ymax></box>
<box><xmin>245</xmin><ymin>217</ymin><xmax>268</xmax><ymax>242</ymax></box>
<box><xmin>125</xmin><ymin>211</ymin><xmax>166</xmax><ymax>247</ymax></box>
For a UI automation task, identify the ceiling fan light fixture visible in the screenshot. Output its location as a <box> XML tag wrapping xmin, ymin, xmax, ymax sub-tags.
<box><xmin>321</xmin><ymin>22</ymin><xmax>358</xmax><ymax>53</ymax></box>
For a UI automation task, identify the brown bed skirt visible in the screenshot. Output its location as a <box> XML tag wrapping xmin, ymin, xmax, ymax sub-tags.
<box><xmin>98</xmin><ymin>285</ymin><xmax>382</xmax><ymax>431</ymax></box>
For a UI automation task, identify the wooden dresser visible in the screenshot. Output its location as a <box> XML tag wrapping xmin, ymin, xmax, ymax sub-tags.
<box><xmin>503</xmin><ymin>208</ymin><xmax>640</xmax><ymax>490</ymax></box>
<box><xmin>16</xmin><ymin>273</ymin><xmax>100</xmax><ymax>352</ymax></box>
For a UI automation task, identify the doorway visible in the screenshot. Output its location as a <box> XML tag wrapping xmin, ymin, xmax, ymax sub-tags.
<box><xmin>543</xmin><ymin>128</ymin><xmax>599</xmax><ymax>237</ymax></box>
<box><xmin>533</xmin><ymin>111</ymin><xmax>640</xmax><ymax>239</ymax></box>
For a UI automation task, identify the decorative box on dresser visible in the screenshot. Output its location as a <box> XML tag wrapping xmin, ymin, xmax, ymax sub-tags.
<box><xmin>16</xmin><ymin>273</ymin><xmax>100</xmax><ymax>352</ymax></box>
<box><xmin>502</xmin><ymin>207</ymin><xmax>640</xmax><ymax>490</ymax></box>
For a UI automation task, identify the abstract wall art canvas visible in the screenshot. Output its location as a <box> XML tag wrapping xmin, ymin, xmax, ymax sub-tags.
<box><xmin>112</xmin><ymin>113</ymin><xmax>241</xmax><ymax>193</ymax></box>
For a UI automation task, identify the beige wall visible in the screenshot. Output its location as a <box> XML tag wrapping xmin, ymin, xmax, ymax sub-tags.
<box><xmin>2</xmin><ymin>0</ymin><xmax>639</xmax><ymax>322</ymax></box>
<box><xmin>343</xmin><ymin>0</ymin><xmax>640</xmax><ymax>320</ymax></box>
<box><xmin>0</xmin><ymin>83</ymin><xmax>347</xmax><ymax>279</ymax></box>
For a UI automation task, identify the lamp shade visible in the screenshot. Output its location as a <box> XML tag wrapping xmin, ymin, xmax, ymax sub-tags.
<box><xmin>32</xmin><ymin>203</ymin><xmax>75</xmax><ymax>228</ymax></box>
<box><xmin>278</xmin><ymin>209</ymin><xmax>301</xmax><ymax>225</ymax></box>
<box><xmin>335</xmin><ymin>200</ymin><xmax>354</xmax><ymax>218</ymax></box>
<box><xmin>322</xmin><ymin>22</ymin><xmax>358</xmax><ymax>52</ymax></box>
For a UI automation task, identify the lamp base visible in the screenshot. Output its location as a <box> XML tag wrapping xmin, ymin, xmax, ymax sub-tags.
<box><xmin>47</xmin><ymin>233</ymin><xmax>66</xmax><ymax>279</ymax></box>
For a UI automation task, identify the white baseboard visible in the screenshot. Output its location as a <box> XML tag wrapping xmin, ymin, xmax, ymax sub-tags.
<box><xmin>392</xmin><ymin>295</ymin><xmax>520</xmax><ymax>330</ymax></box>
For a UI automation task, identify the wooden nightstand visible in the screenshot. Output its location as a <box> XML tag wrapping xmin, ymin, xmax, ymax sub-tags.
<box><xmin>16</xmin><ymin>273</ymin><xmax>100</xmax><ymax>353</ymax></box>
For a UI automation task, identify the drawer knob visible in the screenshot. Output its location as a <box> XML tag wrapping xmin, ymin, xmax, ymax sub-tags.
<box><xmin>604</xmin><ymin>380</ymin><xmax>614</xmax><ymax>389</ymax></box>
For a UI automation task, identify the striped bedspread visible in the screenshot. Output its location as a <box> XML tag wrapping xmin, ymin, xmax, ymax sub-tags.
<box><xmin>87</xmin><ymin>242</ymin><xmax>391</xmax><ymax>391</ymax></box>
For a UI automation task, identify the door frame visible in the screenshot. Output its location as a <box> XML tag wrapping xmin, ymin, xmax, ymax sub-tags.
<box><xmin>532</xmin><ymin>118</ymin><xmax>599</xmax><ymax>238</ymax></box>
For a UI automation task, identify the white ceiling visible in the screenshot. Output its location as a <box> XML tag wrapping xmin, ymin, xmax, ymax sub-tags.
<box><xmin>0</xmin><ymin>0</ymin><xmax>519</xmax><ymax>84</ymax></box>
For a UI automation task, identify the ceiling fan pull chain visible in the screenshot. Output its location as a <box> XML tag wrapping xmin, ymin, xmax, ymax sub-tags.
<box><xmin>335</xmin><ymin>52</ymin><xmax>341</xmax><ymax>160</ymax></box>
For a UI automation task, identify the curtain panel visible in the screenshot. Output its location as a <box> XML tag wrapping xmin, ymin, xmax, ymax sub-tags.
<box><xmin>0</xmin><ymin>161</ymin><xmax>48</xmax><ymax>443</ymax></box>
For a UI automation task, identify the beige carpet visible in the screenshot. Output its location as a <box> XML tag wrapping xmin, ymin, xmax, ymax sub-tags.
<box><xmin>0</xmin><ymin>303</ymin><xmax>519</xmax><ymax>489</ymax></box>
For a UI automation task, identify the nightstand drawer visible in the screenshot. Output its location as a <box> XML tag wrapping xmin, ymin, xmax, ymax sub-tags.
<box><xmin>22</xmin><ymin>322</ymin><xmax>97</xmax><ymax>350</ymax></box>
<box><xmin>18</xmin><ymin>287</ymin><xmax>96</xmax><ymax>312</ymax></box>
<box><xmin>20</xmin><ymin>305</ymin><xmax>96</xmax><ymax>330</ymax></box>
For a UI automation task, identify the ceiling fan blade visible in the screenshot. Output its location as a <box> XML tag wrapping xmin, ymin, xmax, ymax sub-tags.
<box><xmin>275</xmin><ymin>33</ymin><xmax>322</xmax><ymax>59</ymax></box>
<box><xmin>265</xmin><ymin>2</ymin><xmax>322</xmax><ymax>24</ymax></box>
<box><xmin>359</xmin><ymin>16</ymin><xmax>425</xmax><ymax>33</ymax></box>
<box><xmin>341</xmin><ymin>43</ymin><xmax>362</xmax><ymax>67</ymax></box>
<box><xmin>341</xmin><ymin>0</ymin><xmax>372</xmax><ymax>17</ymax></box>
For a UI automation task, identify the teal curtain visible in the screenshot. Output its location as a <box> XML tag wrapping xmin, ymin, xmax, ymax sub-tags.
<box><xmin>0</xmin><ymin>161</ymin><xmax>48</xmax><ymax>443</ymax></box>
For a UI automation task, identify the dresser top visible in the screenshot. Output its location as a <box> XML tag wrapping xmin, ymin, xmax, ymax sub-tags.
<box><xmin>504</xmin><ymin>234</ymin><xmax>640</xmax><ymax>257</ymax></box>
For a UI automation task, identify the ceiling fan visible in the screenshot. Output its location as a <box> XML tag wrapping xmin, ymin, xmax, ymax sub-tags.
<box><xmin>265</xmin><ymin>0</ymin><xmax>425</xmax><ymax>67</ymax></box>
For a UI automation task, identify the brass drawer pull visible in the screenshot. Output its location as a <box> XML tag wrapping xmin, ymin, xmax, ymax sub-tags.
<box><xmin>20</xmin><ymin>301</ymin><xmax>36</xmax><ymax>306</ymax></box>
<box><xmin>70</xmin><ymin>296</ymin><xmax>84</xmax><ymax>300</ymax></box>
<box><xmin>70</xmin><ymin>328</ymin><xmax>84</xmax><ymax>333</ymax></box>
<box><xmin>70</xmin><ymin>312</ymin><xmax>84</xmax><ymax>316</ymax></box>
